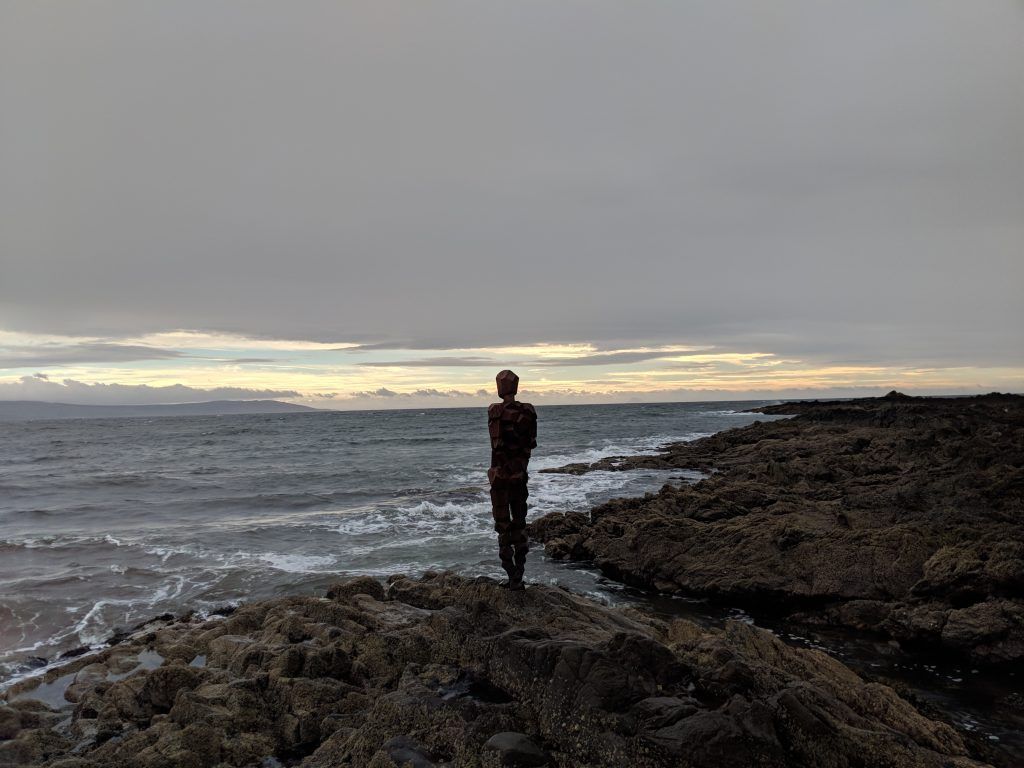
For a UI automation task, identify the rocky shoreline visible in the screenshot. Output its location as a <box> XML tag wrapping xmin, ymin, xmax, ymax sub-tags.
<box><xmin>0</xmin><ymin>572</ymin><xmax>1007</xmax><ymax>767</ymax></box>
<box><xmin>529</xmin><ymin>393</ymin><xmax>1023</xmax><ymax>667</ymax></box>
<box><xmin>2</xmin><ymin>392</ymin><xmax>1021</xmax><ymax>767</ymax></box>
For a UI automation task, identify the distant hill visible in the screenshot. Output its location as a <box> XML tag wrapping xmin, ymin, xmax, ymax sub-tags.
<box><xmin>0</xmin><ymin>400</ymin><xmax>321</xmax><ymax>421</ymax></box>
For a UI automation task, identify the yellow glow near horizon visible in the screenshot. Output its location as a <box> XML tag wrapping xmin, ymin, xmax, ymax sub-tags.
<box><xmin>1</xmin><ymin>327</ymin><xmax>1021</xmax><ymax>404</ymax></box>
<box><xmin>125</xmin><ymin>331</ymin><xmax>362</xmax><ymax>351</ymax></box>
<box><xmin>2</xmin><ymin>365</ymin><xmax>1021</xmax><ymax>403</ymax></box>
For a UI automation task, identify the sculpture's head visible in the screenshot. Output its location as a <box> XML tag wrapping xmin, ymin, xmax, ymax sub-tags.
<box><xmin>496</xmin><ymin>369</ymin><xmax>519</xmax><ymax>399</ymax></box>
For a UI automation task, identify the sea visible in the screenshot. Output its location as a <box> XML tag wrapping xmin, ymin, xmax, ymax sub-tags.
<box><xmin>0</xmin><ymin>401</ymin><xmax>1020</xmax><ymax>758</ymax></box>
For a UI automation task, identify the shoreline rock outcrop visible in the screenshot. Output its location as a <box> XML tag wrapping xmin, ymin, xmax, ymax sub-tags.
<box><xmin>0</xmin><ymin>572</ymin><xmax>998</xmax><ymax>767</ymax></box>
<box><xmin>528</xmin><ymin>393</ymin><xmax>1024</xmax><ymax>665</ymax></box>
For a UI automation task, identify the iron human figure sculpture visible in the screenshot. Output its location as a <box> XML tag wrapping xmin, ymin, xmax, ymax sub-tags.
<box><xmin>487</xmin><ymin>370</ymin><xmax>537</xmax><ymax>590</ymax></box>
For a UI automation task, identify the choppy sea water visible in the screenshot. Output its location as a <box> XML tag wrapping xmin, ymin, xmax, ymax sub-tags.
<box><xmin>0</xmin><ymin>401</ymin><xmax>766</xmax><ymax>684</ymax></box>
<box><xmin>1</xmin><ymin>401</ymin><xmax>1020</xmax><ymax>761</ymax></box>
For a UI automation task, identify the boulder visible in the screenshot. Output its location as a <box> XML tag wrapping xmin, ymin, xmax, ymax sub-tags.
<box><xmin>482</xmin><ymin>732</ymin><xmax>547</xmax><ymax>766</ymax></box>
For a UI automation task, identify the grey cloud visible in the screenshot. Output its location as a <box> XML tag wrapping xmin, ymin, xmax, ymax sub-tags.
<box><xmin>410</xmin><ymin>388</ymin><xmax>477</xmax><ymax>398</ymax></box>
<box><xmin>359</xmin><ymin>356</ymin><xmax>495</xmax><ymax>368</ymax></box>
<box><xmin>0</xmin><ymin>343</ymin><xmax>184</xmax><ymax>369</ymax></box>
<box><xmin>344</xmin><ymin>341</ymin><xmax>454</xmax><ymax>352</ymax></box>
<box><xmin>0</xmin><ymin>2</ymin><xmax>1021</xmax><ymax>370</ymax></box>
<box><xmin>0</xmin><ymin>344</ymin><xmax>281</xmax><ymax>370</ymax></box>
<box><xmin>0</xmin><ymin>375</ymin><xmax>299</xmax><ymax>405</ymax></box>
<box><xmin>661</xmin><ymin>361</ymin><xmax>721</xmax><ymax>371</ymax></box>
<box><xmin>347</xmin><ymin>387</ymin><xmax>480</xmax><ymax>399</ymax></box>
<box><xmin>533</xmin><ymin>351</ymin><xmax>696</xmax><ymax>367</ymax></box>
<box><xmin>350</xmin><ymin>388</ymin><xmax>400</xmax><ymax>398</ymax></box>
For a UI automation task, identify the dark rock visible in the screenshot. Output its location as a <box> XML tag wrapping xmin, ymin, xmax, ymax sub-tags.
<box><xmin>5</xmin><ymin>572</ymin><xmax>992</xmax><ymax>767</ymax></box>
<box><xmin>325</xmin><ymin>576</ymin><xmax>386</xmax><ymax>602</ymax></box>
<box><xmin>482</xmin><ymin>731</ymin><xmax>547</xmax><ymax>766</ymax></box>
<box><xmin>527</xmin><ymin>511</ymin><xmax>588</xmax><ymax>541</ymax></box>
<box><xmin>1000</xmin><ymin>692</ymin><xmax>1024</xmax><ymax>711</ymax></box>
<box><xmin>0</xmin><ymin>706</ymin><xmax>22</xmax><ymax>740</ymax></box>
<box><xmin>530</xmin><ymin>393</ymin><xmax>1024</xmax><ymax>664</ymax></box>
<box><xmin>630</xmin><ymin>696</ymin><xmax>700</xmax><ymax>729</ymax></box>
<box><xmin>884</xmin><ymin>390</ymin><xmax>914</xmax><ymax>400</ymax></box>
<box><xmin>58</xmin><ymin>647</ymin><xmax>91</xmax><ymax>660</ymax></box>
<box><xmin>382</xmin><ymin>734</ymin><xmax>434</xmax><ymax>767</ymax></box>
<box><xmin>141</xmin><ymin>665</ymin><xmax>204</xmax><ymax>712</ymax></box>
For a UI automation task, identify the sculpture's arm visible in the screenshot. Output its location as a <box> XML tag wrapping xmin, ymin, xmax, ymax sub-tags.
<box><xmin>524</xmin><ymin>403</ymin><xmax>538</xmax><ymax>450</ymax></box>
<box><xmin>487</xmin><ymin>404</ymin><xmax>502</xmax><ymax>466</ymax></box>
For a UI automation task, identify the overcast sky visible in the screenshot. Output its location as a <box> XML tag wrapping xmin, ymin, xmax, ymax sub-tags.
<box><xmin>1</xmin><ymin>1</ymin><xmax>1021</xmax><ymax>407</ymax></box>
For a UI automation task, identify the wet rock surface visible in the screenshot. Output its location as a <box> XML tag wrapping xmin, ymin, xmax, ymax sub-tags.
<box><xmin>529</xmin><ymin>393</ymin><xmax>1023</xmax><ymax>669</ymax></box>
<box><xmin>0</xmin><ymin>572</ymin><xmax>998</xmax><ymax>767</ymax></box>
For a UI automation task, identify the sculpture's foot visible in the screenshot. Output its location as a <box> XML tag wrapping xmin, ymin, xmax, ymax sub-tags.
<box><xmin>506</xmin><ymin>578</ymin><xmax>526</xmax><ymax>591</ymax></box>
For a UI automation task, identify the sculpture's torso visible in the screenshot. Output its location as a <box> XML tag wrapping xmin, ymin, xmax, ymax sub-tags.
<box><xmin>488</xmin><ymin>400</ymin><xmax>537</xmax><ymax>483</ymax></box>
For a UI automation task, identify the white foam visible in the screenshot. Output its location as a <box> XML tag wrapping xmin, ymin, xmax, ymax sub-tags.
<box><xmin>530</xmin><ymin>432</ymin><xmax>708</xmax><ymax>472</ymax></box>
<box><xmin>257</xmin><ymin>553</ymin><xmax>336</xmax><ymax>573</ymax></box>
<box><xmin>532</xmin><ymin>466</ymin><xmax>682</xmax><ymax>513</ymax></box>
<box><xmin>330</xmin><ymin>431</ymin><xmax>699</xmax><ymax>552</ymax></box>
<box><xmin>338</xmin><ymin>499</ymin><xmax>492</xmax><ymax>539</ymax></box>
<box><xmin>39</xmin><ymin>575</ymin><xmax>192</xmax><ymax>648</ymax></box>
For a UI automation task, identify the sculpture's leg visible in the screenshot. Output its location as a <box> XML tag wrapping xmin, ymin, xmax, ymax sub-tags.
<box><xmin>508</xmin><ymin>479</ymin><xmax>529</xmax><ymax>585</ymax></box>
<box><xmin>489</xmin><ymin>481</ymin><xmax>516</xmax><ymax>582</ymax></box>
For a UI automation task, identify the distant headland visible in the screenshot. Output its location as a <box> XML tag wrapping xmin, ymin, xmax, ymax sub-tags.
<box><xmin>0</xmin><ymin>400</ymin><xmax>319</xmax><ymax>421</ymax></box>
